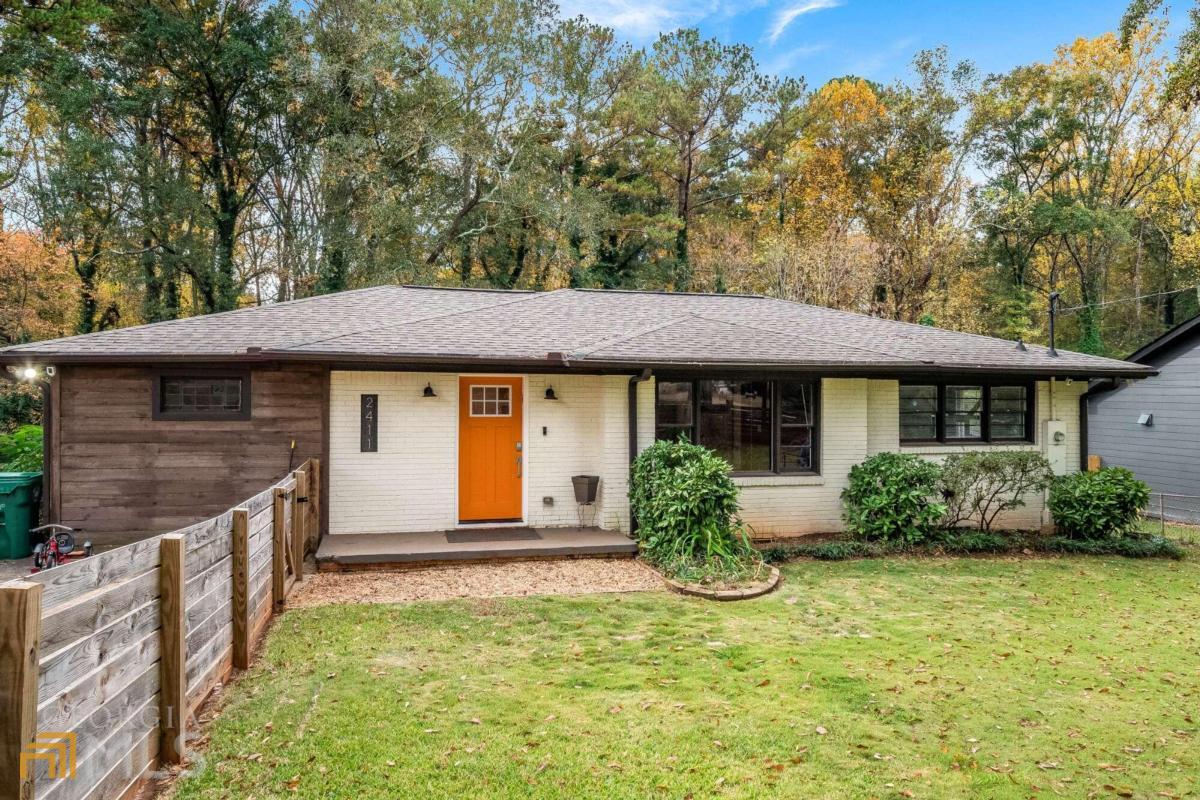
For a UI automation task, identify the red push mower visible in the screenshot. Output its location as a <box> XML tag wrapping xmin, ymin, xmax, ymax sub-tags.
<box><xmin>30</xmin><ymin>524</ymin><xmax>93</xmax><ymax>572</ymax></box>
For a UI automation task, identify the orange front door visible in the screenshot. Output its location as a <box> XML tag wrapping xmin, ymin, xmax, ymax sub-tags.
<box><xmin>458</xmin><ymin>377</ymin><xmax>523</xmax><ymax>523</ymax></box>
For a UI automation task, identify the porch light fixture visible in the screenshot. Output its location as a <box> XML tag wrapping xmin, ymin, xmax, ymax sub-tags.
<box><xmin>544</xmin><ymin>385</ymin><xmax>558</xmax><ymax>400</ymax></box>
<box><xmin>6</xmin><ymin>365</ymin><xmax>52</xmax><ymax>382</ymax></box>
<box><xmin>422</xmin><ymin>383</ymin><xmax>437</xmax><ymax>398</ymax></box>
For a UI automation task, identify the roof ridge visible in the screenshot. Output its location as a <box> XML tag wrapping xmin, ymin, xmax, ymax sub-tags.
<box><xmin>570</xmin><ymin>287</ymin><xmax>764</xmax><ymax>300</ymax></box>
<box><xmin>686</xmin><ymin>312</ymin><xmax>925</xmax><ymax>364</ymax></box>
<box><xmin>270</xmin><ymin>288</ymin><xmax>565</xmax><ymax>352</ymax></box>
<box><xmin>400</xmin><ymin>284</ymin><xmax>535</xmax><ymax>294</ymax></box>
<box><xmin>0</xmin><ymin>284</ymin><xmax>401</xmax><ymax>354</ymax></box>
<box><xmin>758</xmin><ymin>295</ymin><xmax>1129</xmax><ymax>364</ymax></box>
<box><xmin>567</xmin><ymin>314</ymin><xmax>698</xmax><ymax>359</ymax></box>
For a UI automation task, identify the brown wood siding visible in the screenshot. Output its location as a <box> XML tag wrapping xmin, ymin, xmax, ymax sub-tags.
<box><xmin>54</xmin><ymin>364</ymin><xmax>327</xmax><ymax>543</ymax></box>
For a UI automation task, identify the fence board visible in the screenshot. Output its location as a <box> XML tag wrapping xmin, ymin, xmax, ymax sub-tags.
<box><xmin>37</xmin><ymin>629</ymin><xmax>159</xmax><ymax>735</ymax></box>
<box><xmin>40</xmin><ymin>694</ymin><xmax>158</xmax><ymax>800</ymax></box>
<box><xmin>29</xmin><ymin>538</ymin><xmax>162</xmax><ymax>611</ymax></box>
<box><xmin>179</xmin><ymin>512</ymin><xmax>234</xmax><ymax>554</ymax></box>
<box><xmin>38</xmin><ymin>602</ymin><xmax>160</xmax><ymax>706</ymax></box>
<box><xmin>185</xmin><ymin>600</ymin><xmax>231</xmax><ymax>662</ymax></box>
<box><xmin>185</xmin><ymin>533</ymin><xmax>233</xmax><ymax>578</ymax></box>
<box><xmin>184</xmin><ymin>552</ymin><xmax>231</xmax><ymax>600</ymax></box>
<box><xmin>185</xmin><ymin>573</ymin><xmax>231</xmax><ymax>636</ymax></box>
<box><xmin>76</xmin><ymin>728</ymin><xmax>158</xmax><ymax>800</ymax></box>
<box><xmin>40</xmin><ymin>569</ymin><xmax>159</xmax><ymax>660</ymax></box>
<box><xmin>29</xmin><ymin>662</ymin><xmax>157</xmax><ymax>785</ymax></box>
<box><xmin>185</xmin><ymin>628</ymin><xmax>232</xmax><ymax>707</ymax></box>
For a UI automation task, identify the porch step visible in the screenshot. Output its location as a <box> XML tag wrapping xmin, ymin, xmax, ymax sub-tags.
<box><xmin>316</xmin><ymin>527</ymin><xmax>638</xmax><ymax>571</ymax></box>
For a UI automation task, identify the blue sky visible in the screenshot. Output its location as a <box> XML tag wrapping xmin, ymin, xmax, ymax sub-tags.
<box><xmin>555</xmin><ymin>0</ymin><xmax>1169</xmax><ymax>86</ymax></box>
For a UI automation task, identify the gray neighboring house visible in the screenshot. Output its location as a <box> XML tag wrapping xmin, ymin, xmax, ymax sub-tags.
<box><xmin>1086</xmin><ymin>314</ymin><xmax>1200</xmax><ymax>522</ymax></box>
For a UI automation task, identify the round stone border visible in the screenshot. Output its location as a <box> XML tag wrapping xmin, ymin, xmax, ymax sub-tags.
<box><xmin>660</xmin><ymin>566</ymin><xmax>781</xmax><ymax>601</ymax></box>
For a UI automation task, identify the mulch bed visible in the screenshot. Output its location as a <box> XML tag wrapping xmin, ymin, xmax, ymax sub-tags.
<box><xmin>288</xmin><ymin>557</ymin><xmax>664</xmax><ymax>606</ymax></box>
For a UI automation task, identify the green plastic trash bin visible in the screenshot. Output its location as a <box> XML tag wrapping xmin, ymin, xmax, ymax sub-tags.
<box><xmin>0</xmin><ymin>472</ymin><xmax>42</xmax><ymax>560</ymax></box>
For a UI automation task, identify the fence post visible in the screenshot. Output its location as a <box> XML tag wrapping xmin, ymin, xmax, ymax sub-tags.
<box><xmin>160</xmin><ymin>533</ymin><xmax>187</xmax><ymax>764</ymax></box>
<box><xmin>272</xmin><ymin>488</ymin><xmax>287</xmax><ymax>611</ymax></box>
<box><xmin>1160</xmin><ymin>494</ymin><xmax>1165</xmax><ymax>537</ymax></box>
<box><xmin>308</xmin><ymin>458</ymin><xmax>321</xmax><ymax>551</ymax></box>
<box><xmin>231</xmin><ymin>508</ymin><xmax>251</xmax><ymax>669</ymax></box>
<box><xmin>292</xmin><ymin>467</ymin><xmax>308</xmax><ymax>580</ymax></box>
<box><xmin>0</xmin><ymin>581</ymin><xmax>41</xmax><ymax>800</ymax></box>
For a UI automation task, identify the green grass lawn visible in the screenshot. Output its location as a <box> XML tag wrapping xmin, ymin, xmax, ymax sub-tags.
<box><xmin>173</xmin><ymin>556</ymin><xmax>1200</xmax><ymax>800</ymax></box>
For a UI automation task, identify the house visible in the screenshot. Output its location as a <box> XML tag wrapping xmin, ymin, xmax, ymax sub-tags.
<box><xmin>0</xmin><ymin>285</ymin><xmax>1152</xmax><ymax>563</ymax></box>
<box><xmin>1086</xmin><ymin>314</ymin><xmax>1200</xmax><ymax>522</ymax></box>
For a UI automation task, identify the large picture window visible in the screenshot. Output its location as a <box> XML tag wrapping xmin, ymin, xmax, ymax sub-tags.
<box><xmin>153</xmin><ymin>372</ymin><xmax>251</xmax><ymax>421</ymax></box>
<box><xmin>655</xmin><ymin>379</ymin><xmax>818</xmax><ymax>474</ymax></box>
<box><xmin>899</xmin><ymin>381</ymin><xmax>1032</xmax><ymax>444</ymax></box>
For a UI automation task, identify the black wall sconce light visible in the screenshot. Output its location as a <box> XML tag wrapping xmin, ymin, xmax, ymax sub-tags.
<box><xmin>423</xmin><ymin>383</ymin><xmax>437</xmax><ymax>398</ymax></box>
<box><xmin>544</xmin><ymin>385</ymin><xmax>558</xmax><ymax>400</ymax></box>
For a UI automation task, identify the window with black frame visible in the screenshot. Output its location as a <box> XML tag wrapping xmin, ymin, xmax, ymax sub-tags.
<box><xmin>654</xmin><ymin>379</ymin><xmax>818</xmax><ymax>474</ymax></box>
<box><xmin>154</xmin><ymin>373</ymin><xmax>250</xmax><ymax>420</ymax></box>
<box><xmin>899</xmin><ymin>381</ymin><xmax>1032</xmax><ymax>444</ymax></box>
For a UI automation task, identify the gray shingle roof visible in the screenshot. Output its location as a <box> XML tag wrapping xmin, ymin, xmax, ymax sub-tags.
<box><xmin>0</xmin><ymin>285</ymin><xmax>1153</xmax><ymax>377</ymax></box>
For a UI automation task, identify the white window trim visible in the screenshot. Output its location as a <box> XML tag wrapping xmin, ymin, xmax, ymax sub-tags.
<box><xmin>468</xmin><ymin>384</ymin><xmax>514</xmax><ymax>417</ymax></box>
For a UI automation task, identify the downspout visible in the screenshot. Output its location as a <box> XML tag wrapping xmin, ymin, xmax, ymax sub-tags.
<box><xmin>1079</xmin><ymin>378</ymin><xmax>1117</xmax><ymax>472</ymax></box>
<box><xmin>628</xmin><ymin>369</ymin><xmax>652</xmax><ymax>533</ymax></box>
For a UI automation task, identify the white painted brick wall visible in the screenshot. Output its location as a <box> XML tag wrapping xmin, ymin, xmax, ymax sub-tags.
<box><xmin>329</xmin><ymin>371</ymin><xmax>1082</xmax><ymax>538</ymax></box>
<box><xmin>329</xmin><ymin>371</ymin><xmax>458</xmax><ymax>534</ymax></box>
<box><xmin>329</xmin><ymin>372</ymin><xmax>651</xmax><ymax>534</ymax></box>
<box><xmin>736</xmin><ymin>378</ymin><xmax>869</xmax><ymax>537</ymax></box>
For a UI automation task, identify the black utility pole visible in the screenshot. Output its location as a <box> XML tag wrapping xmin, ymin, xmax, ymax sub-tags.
<box><xmin>1048</xmin><ymin>292</ymin><xmax>1060</xmax><ymax>357</ymax></box>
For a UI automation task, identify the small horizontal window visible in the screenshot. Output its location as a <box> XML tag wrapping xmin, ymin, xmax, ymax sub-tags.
<box><xmin>900</xmin><ymin>381</ymin><xmax>1032</xmax><ymax>444</ymax></box>
<box><xmin>154</xmin><ymin>373</ymin><xmax>250</xmax><ymax>420</ymax></box>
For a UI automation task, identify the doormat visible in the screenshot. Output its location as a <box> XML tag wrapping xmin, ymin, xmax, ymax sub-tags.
<box><xmin>446</xmin><ymin>528</ymin><xmax>542</xmax><ymax>544</ymax></box>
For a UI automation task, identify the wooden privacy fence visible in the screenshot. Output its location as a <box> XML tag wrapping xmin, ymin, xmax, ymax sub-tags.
<box><xmin>0</xmin><ymin>459</ymin><xmax>320</xmax><ymax>800</ymax></box>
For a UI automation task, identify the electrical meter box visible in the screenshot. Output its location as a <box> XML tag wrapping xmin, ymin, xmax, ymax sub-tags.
<box><xmin>1044</xmin><ymin>420</ymin><xmax>1069</xmax><ymax>475</ymax></box>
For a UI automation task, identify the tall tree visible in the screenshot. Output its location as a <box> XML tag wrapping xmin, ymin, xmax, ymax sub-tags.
<box><xmin>628</xmin><ymin>29</ymin><xmax>766</xmax><ymax>289</ymax></box>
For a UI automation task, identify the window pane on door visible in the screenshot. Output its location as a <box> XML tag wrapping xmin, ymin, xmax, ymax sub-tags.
<box><xmin>698</xmin><ymin>380</ymin><xmax>771</xmax><ymax>472</ymax></box>
<box><xmin>469</xmin><ymin>385</ymin><xmax>511</xmax><ymax>417</ymax></box>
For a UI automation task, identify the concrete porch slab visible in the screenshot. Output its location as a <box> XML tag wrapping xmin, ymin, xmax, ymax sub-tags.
<box><xmin>316</xmin><ymin>527</ymin><xmax>638</xmax><ymax>570</ymax></box>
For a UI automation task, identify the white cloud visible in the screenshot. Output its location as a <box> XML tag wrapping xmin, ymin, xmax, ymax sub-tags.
<box><xmin>556</xmin><ymin>0</ymin><xmax>718</xmax><ymax>39</ymax></box>
<box><xmin>766</xmin><ymin>0</ymin><xmax>841</xmax><ymax>46</ymax></box>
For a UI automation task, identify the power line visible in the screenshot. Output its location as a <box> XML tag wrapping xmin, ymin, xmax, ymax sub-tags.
<box><xmin>1056</xmin><ymin>285</ymin><xmax>1199</xmax><ymax>315</ymax></box>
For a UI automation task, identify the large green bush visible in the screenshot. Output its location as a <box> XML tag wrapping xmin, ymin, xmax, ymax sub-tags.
<box><xmin>630</xmin><ymin>438</ymin><xmax>755</xmax><ymax>581</ymax></box>
<box><xmin>0</xmin><ymin>425</ymin><xmax>43</xmax><ymax>471</ymax></box>
<box><xmin>841</xmin><ymin>452</ymin><xmax>946</xmax><ymax>544</ymax></box>
<box><xmin>939</xmin><ymin>451</ymin><xmax>1054</xmax><ymax>532</ymax></box>
<box><xmin>1048</xmin><ymin>467</ymin><xmax>1150</xmax><ymax>539</ymax></box>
